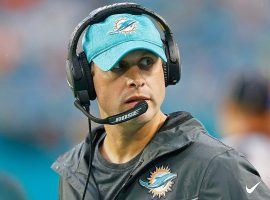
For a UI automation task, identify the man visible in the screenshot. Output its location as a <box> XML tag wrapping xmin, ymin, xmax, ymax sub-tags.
<box><xmin>52</xmin><ymin>5</ymin><xmax>270</xmax><ymax>200</ymax></box>
<box><xmin>220</xmin><ymin>71</ymin><xmax>270</xmax><ymax>187</ymax></box>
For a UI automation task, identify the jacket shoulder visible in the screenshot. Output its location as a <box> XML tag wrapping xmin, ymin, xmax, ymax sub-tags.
<box><xmin>51</xmin><ymin>125</ymin><xmax>105</xmax><ymax>176</ymax></box>
<box><xmin>51</xmin><ymin>140</ymin><xmax>86</xmax><ymax>177</ymax></box>
<box><xmin>198</xmin><ymin>148</ymin><xmax>270</xmax><ymax>199</ymax></box>
<box><xmin>162</xmin><ymin>111</ymin><xmax>234</xmax><ymax>160</ymax></box>
<box><xmin>179</xmin><ymin>117</ymin><xmax>270</xmax><ymax>199</ymax></box>
<box><xmin>181</xmin><ymin>116</ymin><xmax>234</xmax><ymax>159</ymax></box>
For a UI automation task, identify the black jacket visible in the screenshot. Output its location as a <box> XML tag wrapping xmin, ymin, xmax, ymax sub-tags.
<box><xmin>52</xmin><ymin>111</ymin><xmax>270</xmax><ymax>199</ymax></box>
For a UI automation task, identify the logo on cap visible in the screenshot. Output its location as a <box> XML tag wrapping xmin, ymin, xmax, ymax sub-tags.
<box><xmin>108</xmin><ymin>18</ymin><xmax>137</xmax><ymax>35</ymax></box>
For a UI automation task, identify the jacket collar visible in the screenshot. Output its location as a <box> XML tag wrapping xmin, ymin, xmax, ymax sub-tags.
<box><xmin>131</xmin><ymin>111</ymin><xmax>201</xmax><ymax>175</ymax></box>
<box><xmin>51</xmin><ymin>111</ymin><xmax>204</xmax><ymax>198</ymax></box>
<box><xmin>51</xmin><ymin>111</ymin><xmax>202</xmax><ymax>176</ymax></box>
<box><xmin>75</xmin><ymin>111</ymin><xmax>202</xmax><ymax>176</ymax></box>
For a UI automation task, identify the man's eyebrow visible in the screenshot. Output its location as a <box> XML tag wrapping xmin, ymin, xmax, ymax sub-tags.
<box><xmin>119</xmin><ymin>51</ymin><xmax>157</xmax><ymax>63</ymax></box>
<box><xmin>141</xmin><ymin>51</ymin><xmax>156</xmax><ymax>56</ymax></box>
<box><xmin>119</xmin><ymin>60</ymin><xmax>129</xmax><ymax>66</ymax></box>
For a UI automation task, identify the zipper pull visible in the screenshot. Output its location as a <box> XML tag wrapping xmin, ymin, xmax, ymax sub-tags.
<box><xmin>130</xmin><ymin>158</ymin><xmax>144</xmax><ymax>177</ymax></box>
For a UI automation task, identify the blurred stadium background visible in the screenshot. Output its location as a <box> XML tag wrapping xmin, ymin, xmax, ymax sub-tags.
<box><xmin>0</xmin><ymin>0</ymin><xmax>269</xmax><ymax>199</ymax></box>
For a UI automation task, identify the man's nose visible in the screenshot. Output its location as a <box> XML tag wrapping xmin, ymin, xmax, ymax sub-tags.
<box><xmin>126</xmin><ymin>65</ymin><xmax>146</xmax><ymax>89</ymax></box>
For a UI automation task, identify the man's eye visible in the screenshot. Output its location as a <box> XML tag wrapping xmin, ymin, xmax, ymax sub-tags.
<box><xmin>111</xmin><ymin>62</ymin><xmax>126</xmax><ymax>72</ymax></box>
<box><xmin>138</xmin><ymin>57</ymin><xmax>155</xmax><ymax>69</ymax></box>
<box><xmin>112</xmin><ymin>64</ymin><xmax>121</xmax><ymax>70</ymax></box>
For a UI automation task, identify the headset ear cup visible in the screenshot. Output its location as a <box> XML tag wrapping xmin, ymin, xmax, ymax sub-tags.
<box><xmin>66</xmin><ymin>59</ymin><xmax>75</xmax><ymax>95</ymax></box>
<box><xmin>162</xmin><ymin>40</ymin><xmax>170</xmax><ymax>87</ymax></box>
<box><xmin>164</xmin><ymin>36</ymin><xmax>181</xmax><ymax>86</ymax></box>
<box><xmin>162</xmin><ymin>39</ymin><xmax>169</xmax><ymax>87</ymax></box>
<box><xmin>162</xmin><ymin>62</ymin><xmax>168</xmax><ymax>87</ymax></box>
<box><xmin>175</xmin><ymin>43</ymin><xmax>181</xmax><ymax>82</ymax></box>
<box><xmin>79</xmin><ymin>52</ymin><xmax>97</xmax><ymax>100</ymax></box>
<box><xmin>66</xmin><ymin>53</ymin><xmax>91</xmax><ymax>105</ymax></box>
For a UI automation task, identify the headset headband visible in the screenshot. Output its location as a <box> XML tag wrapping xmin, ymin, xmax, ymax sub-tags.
<box><xmin>68</xmin><ymin>2</ymin><xmax>179</xmax><ymax>79</ymax></box>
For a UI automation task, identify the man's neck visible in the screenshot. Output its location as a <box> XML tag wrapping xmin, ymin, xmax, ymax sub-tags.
<box><xmin>99</xmin><ymin>111</ymin><xmax>167</xmax><ymax>164</ymax></box>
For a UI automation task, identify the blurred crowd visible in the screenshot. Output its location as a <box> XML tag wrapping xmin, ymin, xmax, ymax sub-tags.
<box><xmin>0</xmin><ymin>0</ymin><xmax>100</xmax><ymax>199</ymax></box>
<box><xmin>0</xmin><ymin>0</ymin><xmax>269</xmax><ymax>199</ymax></box>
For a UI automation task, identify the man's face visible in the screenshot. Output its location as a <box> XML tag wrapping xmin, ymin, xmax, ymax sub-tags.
<box><xmin>92</xmin><ymin>50</ymin><xmax>166</xmax><ymax>124</ymax></box>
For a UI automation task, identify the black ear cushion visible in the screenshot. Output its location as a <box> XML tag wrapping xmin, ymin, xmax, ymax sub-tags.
<box><xmin>79</xmin><ymin>52</ymin><xmax>97</xmax><ymax>100</ymax></box>
<box><xmin>162</xmin><ymin>62</ymin><xmax>168</xmax><ymax>87</ymax></box>
<box><xmin>163</xmin><ymin>37</ymin><xmax>181</xmax><ymax>86</ymax></box>
<box><xmin>162</xmin><ymin>40</ymin><xmax>170</xmax><ymax>87</ymax></box>
<box><xmin>66</xmin><ymin>59</ymin><xmax>75</xmax><ymax>93</ymax></box>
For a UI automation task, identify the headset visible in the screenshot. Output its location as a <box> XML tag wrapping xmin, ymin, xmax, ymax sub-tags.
<box><xmin>65</xmin><ymin>3</ymin><xmax>181</xmax><ymax>199</ymax></box>
<box><xmin>66</xmin><ymin>2</ymin><xmax>181</xmax><ymax>107</ymax></box>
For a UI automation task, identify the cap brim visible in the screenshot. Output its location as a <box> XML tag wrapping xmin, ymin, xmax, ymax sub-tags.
<box><xmin>92</xmin><ymin>41</ymin><xmax>167</xmax><ymax>71</ymax></box>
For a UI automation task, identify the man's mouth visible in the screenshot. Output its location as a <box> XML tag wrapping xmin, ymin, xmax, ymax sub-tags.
<box><xmin>124</xmin><ymin>96</ymin><xmax>150</xmax><ymax>105</ymax></box>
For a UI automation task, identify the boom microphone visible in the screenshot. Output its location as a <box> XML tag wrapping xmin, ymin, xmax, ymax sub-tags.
<box><xmin>75</xmin><ymin>100</ymin><xmax>148</xmax><ymax>200</ymax></box>
<box><xmin>74</xmin><ymin>100</ymin><xmax>148</xmax><ymax>125</ymax></box>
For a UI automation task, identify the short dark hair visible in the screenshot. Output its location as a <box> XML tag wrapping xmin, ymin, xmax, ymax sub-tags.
<box><xmin>229</xmin><ymin>71</ymin><xmax>269</xmax><ymax>113</ymax></box>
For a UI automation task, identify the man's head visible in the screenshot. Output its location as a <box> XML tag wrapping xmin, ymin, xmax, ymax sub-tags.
<box><xmin>82</xmin><ymin>13</ymin><xmax>168</xmax><ymax>124</ymax></box>
<box><xmin>219</xmin><ymin>71</ymin><xmax>270</xmax><ymax>136</ymax></box>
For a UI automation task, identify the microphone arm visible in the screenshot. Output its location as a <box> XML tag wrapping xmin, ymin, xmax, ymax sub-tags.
<box><xmin>75</xmin><ymin>99</ymin><xmax>148</xmax><ymax>200</ymax></box>
<box><xmin>74</xmin><ymin>100</ymin><xmax>148</xmax><ymax>125</ymax></box>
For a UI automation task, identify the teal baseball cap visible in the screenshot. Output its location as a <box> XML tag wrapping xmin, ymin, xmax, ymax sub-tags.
<box><xmin>82</xmin><ymin>13</ymin><xmax>167</xmax><ymax>71</ymax></box>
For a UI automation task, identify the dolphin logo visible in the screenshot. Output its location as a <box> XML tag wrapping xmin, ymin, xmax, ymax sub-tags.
<box><xmin>139</xmin><ymin>166</ymin><xmax>177</xmax><ymax>198</ymax></box>
<box><xmin>139</xmin><ymin>173</ymin><xmax>177</xmax><ymax>189</ymax></box>
<box><xmin>109</xmin><ymin>18</ymin><xmax>137</xmax><ymax>35</ymax></box>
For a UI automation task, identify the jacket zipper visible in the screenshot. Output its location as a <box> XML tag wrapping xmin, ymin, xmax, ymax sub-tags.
<box><xmin>113</xmin><ymin>159</ymin><xmax>144</xmax><ymax>200</ymax></box>
<box><xmin>112</xmin><ymin>141</ymin><xmax>193</xmax><ymax>200</ymax></box>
